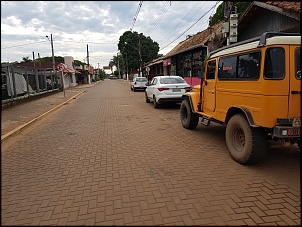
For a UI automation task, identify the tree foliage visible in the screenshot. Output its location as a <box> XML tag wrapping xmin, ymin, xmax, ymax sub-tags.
<box><xmin>210</xmin><ymin>2</ymin><xmax>251</xmax><ymax>25</ymax></box>
<box><xmin>21</xmin><ymin>57</ymin><xmax>32</xmax><ymax>62</ymax></box>
<box><xmin>74</xmin><ymin>59</ymin><xmax>86</xmax><ymax>66</ymax></box>
<box><xmin>21</xmin><ymin>56</ymin><xmax>85</xmax><ymax>66</ymax></box>
<box><xmin>116</xmin><ymin>31</ymin><xmax>159</xmax><ymax>72</ymax></box>
<box><xmin>95</xmin><ymin>68</ymin><xmax>106</xmax><ymax>80</ymax></box>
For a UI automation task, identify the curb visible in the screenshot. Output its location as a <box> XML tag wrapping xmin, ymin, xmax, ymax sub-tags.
<box><xmin>1</xmin><ymin>91</ymin><xmax>84</xmax><ymax>142</ymax></box>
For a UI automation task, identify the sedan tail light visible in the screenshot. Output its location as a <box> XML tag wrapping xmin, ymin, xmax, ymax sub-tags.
<box><xmin>157</xmin><ymin>87</ymin><xmax>169</xmax><ymax>91</ymax></box>
<box><xmin>185</xmin><ymin>86</ymin><xmax>192</xmax><ymax>92</ymax></box>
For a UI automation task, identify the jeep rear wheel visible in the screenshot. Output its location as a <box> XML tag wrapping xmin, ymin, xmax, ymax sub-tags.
<box><xmin>226</xmin><ymin>114</ymin><xmax>266</xmax><ymax>165</ymax></box>
<box><xmin>180</xmin><ymin>99</ymin><xmax>199</xmax><ymax>129</ymax></box>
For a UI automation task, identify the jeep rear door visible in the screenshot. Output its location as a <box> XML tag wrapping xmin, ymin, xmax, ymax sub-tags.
<box><xmin>288</xmin><ymin>47</ymin><xmax>301</xmax><ymax>122</ymax></box>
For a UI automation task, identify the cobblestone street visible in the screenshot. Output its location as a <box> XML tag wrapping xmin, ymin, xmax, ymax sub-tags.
<box><xmin>1</xmin><ymin>79</ymin><xmax>300</xmax><ymax>226</ymax></box>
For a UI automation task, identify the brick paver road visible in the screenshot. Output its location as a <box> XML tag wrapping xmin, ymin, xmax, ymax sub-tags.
<box><xmin>1</xmin><ymin>79</ymin><xmax>300</xmax><ymax>226</ymax></box>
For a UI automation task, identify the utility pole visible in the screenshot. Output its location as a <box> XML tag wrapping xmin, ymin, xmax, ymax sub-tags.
<box><xmin>125</xmin><ymin>53</ymin><xmax>129</xmax><ymax>81</ymax></box>
<box><xmin>38</xmin><ymin>52</ymin><xmax>41</xmax><ymax>69</ymax></box>
<box><xmin>87</xmin><ymin>44</ymin><xmax>91</xmax><ymax>84</ymax></box>
<box><xmin>50</xmin><ymin>34</ymin><xmax>56</xmax><ymax>90</ymax></box>
<box><xmin>33</xmin><ymin>51</ymin><xmax>40</xmax><ymax>93</ymax></box>
<box><xmin>138</xmin><ymin>35</ymin><xmax>142</xmax><ymax>77</ymax></box>
<box><xmin>50</xmin><ymin>34</ymin><xmax>55</xmax><ymax>74</ymax></box>
<box><xmin>222</xmin><ymin>1</ymin><xmax>238</xmax><ymax>45</ymax></box>
<box><xmin>39</xmin><ymin>52</ymin><xmax>47</xmax><ymax>90</ymax></box>
<box><xmin>46</xmin><ymin>34</ymin><xmax>56</xmax><ymax>90</ymax></box>
<box><xmin>117</xmin><ymin>52</ymin><xmax>121</xmax><ymax>79</ymax></box>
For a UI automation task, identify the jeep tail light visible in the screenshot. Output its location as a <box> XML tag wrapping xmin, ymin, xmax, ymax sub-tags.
<box><xmin>134</xmin><ymin>82</ymin><xmax>137</xmax><ymax>85</ymax></box>
<box><xmin>158</xmin><ymin>87</ymin><xmax>169</xmax><ymax>91</ymax></box>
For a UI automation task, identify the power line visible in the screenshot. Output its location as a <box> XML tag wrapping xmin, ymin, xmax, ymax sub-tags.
<box><xmin>130</xmin><ymin>1</ymin><xmax>143</xmax><ymax>31</ymax></box>
<box><xmin>160</xmin><ymin>1</ymin><xmax>220</xmax><ymax>51</ymax></box>
<box><xmin>160</xmin><ymin>1</ymin><xmax>207</xmax><ymax>47</ymax></box>
<box><xmin>1</xmin><ymin>40</ymin><xmax>47</xmax><ymax>49</ymax></box>
<box><xmin>163</xmin><ymin>1</ymin><xmax>200</xmax><ymax>38</ymax></box>
<box><xmin>1</xmin><ymin>41</ymin><xmax>117</xmax><ymax>49</ymax></box>
<box><xmin>145</xmin><ymin>1</ymin><xmax>172</xmax><ymax>36</ymax></box>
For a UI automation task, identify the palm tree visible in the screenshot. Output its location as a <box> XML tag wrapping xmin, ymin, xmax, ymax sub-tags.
<box><xmin>21</xmin><ymin>56</ymin><xmax>32</xmax><ymax>62</ymax></box>
<box><xmin>109</xmin><ymin>60</ymin><xmax>115</xmax><ymax>74</ymax></box>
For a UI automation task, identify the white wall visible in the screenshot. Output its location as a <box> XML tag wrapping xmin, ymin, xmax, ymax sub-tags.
<box><xmin>64</xmin><ymin>56</ymin><xmax>77</xmax><ymax>87</ymax></box>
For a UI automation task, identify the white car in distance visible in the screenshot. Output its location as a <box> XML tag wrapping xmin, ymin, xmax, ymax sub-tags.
<box><xmin>145</xmin><ymin>75</ymin><xmax>191</xmax><ymax>108</ymax></box>
<box><xmin>130</xmin><ymin>77</ymin><xmax>148</xmax><ymax>91</ymax></box>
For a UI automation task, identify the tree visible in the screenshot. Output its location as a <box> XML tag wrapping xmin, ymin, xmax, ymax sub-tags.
<box><xmin>94</xmin><ymin>68</ymin><xmax>106</xmax><ymax>80</ymax></box>
<box><xmin>116</xmin><ymin>31</ymin><xmax>159</xmax><ymax>73</ymax></box>
<box><xmin>21</xmin><ymin>56</ymin><xmax>32</xmax><ymax>62</ymax></box>
<box><xmin>74</xmin><ymin>59</ymin><xmax>86</xmax><ymax>66</ymax></box>
<box><xmin>210</xmin><ymin>2</ymin><xmax>251</xmax><ymax>25</ymax></box>
<box><xmin>109</xmin><ymin>59</ymin><xmax>115</xmax><ymax>74</ymax></box>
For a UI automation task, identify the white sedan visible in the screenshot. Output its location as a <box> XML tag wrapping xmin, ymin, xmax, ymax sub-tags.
<box><xmin>145</xmin><ymin>75</ymin><xmax>191</xmax><ymax>108</ymax></box>
<box><xmin>130</xmin><ymin>76</ymin><xmax>148</xmax><ymax>91</ymax></box>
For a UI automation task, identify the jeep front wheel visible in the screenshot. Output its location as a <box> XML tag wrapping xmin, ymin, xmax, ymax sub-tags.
<box><xmin>226</xmin><ymin>114</ymin><xmax>266</xmax><ymax>165</ymax></box>
<box><xmin>180</xmin><ymin>99</ymin><xmax>199</xmax><ymax>129</ymax></box>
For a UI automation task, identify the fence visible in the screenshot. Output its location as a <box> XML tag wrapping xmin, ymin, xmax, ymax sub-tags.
<box><xmin>1</xmin><ymin>65</ymin><xmax>62</xmax><ymax>105</ymax></box>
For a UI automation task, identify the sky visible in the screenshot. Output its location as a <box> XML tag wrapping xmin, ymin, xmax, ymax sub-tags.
<box><xmin>1</xmin><ymin>1</ymin><xmax>220</xmax><ymax>70</ymax></box>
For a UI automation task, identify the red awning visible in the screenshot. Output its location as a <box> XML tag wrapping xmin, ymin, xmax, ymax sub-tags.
<box><xmin>61</xmin><ymin>68</ymin><xmax>81</xmax><ymax>74</ymax></box>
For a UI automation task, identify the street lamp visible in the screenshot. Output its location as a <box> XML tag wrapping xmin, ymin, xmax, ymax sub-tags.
<box><xmin>117</xmin><ymin>52</ymin><xmax>121</xmax><ymax>79</ymax></box>
<box><xmin>124</xmin><ymin>40</ymin><xmax>142</xmax><ymax>77</ymax></box>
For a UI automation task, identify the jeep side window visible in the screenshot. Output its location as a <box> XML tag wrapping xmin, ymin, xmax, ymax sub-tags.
<box><xmin>264</xmin><ymin>47</ymin><xmax>285</xmax><ymax>80</ymax></box>
<box><xmin>206</xmin><ymin>60</ymin><xmax>216</xmax><ymax>80</ymax></box>
<box><xmin>218</xmin><ymin>56</ymin><xmax>237</xmax><ymax>79</ymax></box>
<box><xmin>218</xmin><ymin>51</ymin><xmax>260</xmax><ymax>80</ymax></box>
<box><xmin>237</xmin><ymin>52</ymin><xmax>260</xmax><ymax>79</ymax></box>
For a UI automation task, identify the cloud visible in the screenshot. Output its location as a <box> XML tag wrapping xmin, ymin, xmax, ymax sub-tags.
<box><xmin>1</xmin><ymin>1</ymin><xmax>219</xmax><ymax>68</ymax></box>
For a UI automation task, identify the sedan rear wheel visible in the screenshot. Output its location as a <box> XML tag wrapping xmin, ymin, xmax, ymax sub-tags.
<box><xmin>145</xmin><ymin>92</ymin><xmax>150</xmax><ymax>103</ymax></box>
<box><xmin>153</xmin><ymin>95</ymin><xmax>159</xmax><ymax>108</ymax></box>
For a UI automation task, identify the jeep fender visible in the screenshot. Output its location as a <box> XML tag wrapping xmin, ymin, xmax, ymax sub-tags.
<box><xmin>182</xmin><ymin>93</ymin><xmax>198</xmax><ymax>113</ymax></box>
<box><xmin>225</xmin><ymin>107</ymin><xmax>258</xmax><ymax>127</ymax></box>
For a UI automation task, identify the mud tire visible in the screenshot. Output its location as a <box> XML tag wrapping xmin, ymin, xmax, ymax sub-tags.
<box><xmin>226</xmin><ymin>114</ymin><xmax>266</xmax><ymax>165</ymax></box>
<box><xmin>180</xmin><ymin>99</ymin><xmax>199</xmax><ymax>129</ymax></box>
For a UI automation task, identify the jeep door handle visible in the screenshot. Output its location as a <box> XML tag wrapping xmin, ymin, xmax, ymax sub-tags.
<box><xmin>291</xmin><ymin>90</ymin><xmax>301</xmax><ymax>94</ymax></box>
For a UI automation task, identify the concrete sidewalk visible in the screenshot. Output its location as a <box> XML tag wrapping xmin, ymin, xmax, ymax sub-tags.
<box><xmin>1</xmin><ymin>82</ymin><xmax>101</xmax><ymax>141</ymax></box>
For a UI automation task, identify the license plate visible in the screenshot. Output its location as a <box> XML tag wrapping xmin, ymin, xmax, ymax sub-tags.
<box><xmin>172</xmin><ymin>88</ymin><xmax>181</xmax><ymax>92</ymax></box>
<box><xmin>292</xmin><ymin>117</ymin><xmax>301</xmax><ymax>127</ymax></box>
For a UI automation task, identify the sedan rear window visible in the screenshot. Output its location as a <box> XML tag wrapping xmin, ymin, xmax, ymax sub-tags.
<box><xmin>160</xmin><ymin>77</ymin><xmax>185</xmax><ymax>84</ymax></box>
<box><xmin>136</xmin><ymin>78</ymin><xmax>148</xmax><ymax>82</ymax></box>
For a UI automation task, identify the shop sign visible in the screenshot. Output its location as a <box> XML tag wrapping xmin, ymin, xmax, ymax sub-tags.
<box><xmin>56</xmin><ymin>63</ymin><xmax>67</xmax><ymax>71</ymax></box>
<box><xmin>163</xmin><ymin>58</ymin><xmax>171</xmax><ymax>67</ymax></box>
